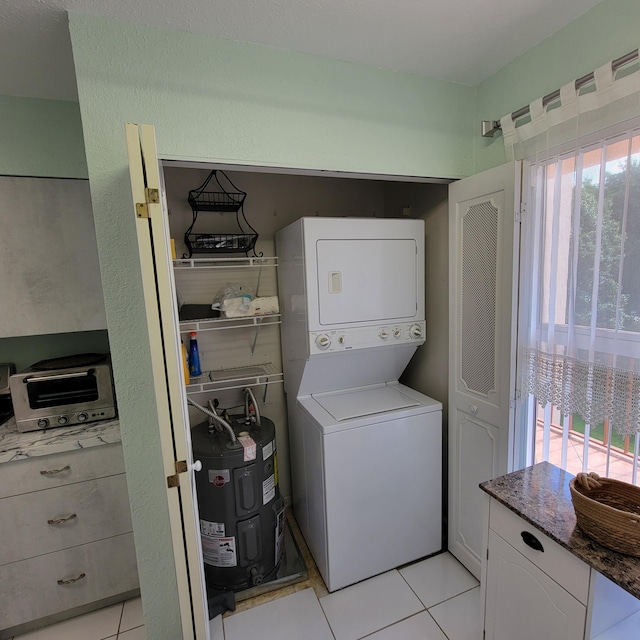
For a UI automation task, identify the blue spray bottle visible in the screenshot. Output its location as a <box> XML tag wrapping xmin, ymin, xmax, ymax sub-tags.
<box><xmin>189</xmin><ymin>331</ymin><xmax>202</xmax><ymax>377</ymax></box>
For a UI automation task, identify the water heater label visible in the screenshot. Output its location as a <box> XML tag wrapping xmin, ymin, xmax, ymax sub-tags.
<box><xmin>262</xmin><ymin>439</ymin><xmax>275</xmax><ymax>460</ymax></box>
<box><xmin>238</xmin><ymin>435</ymin><xmax>257</xmax><ymax>461</ymax></box>
<box><xmin>263</xmin><ymin>473</ymin><xmax>276</xmax><ymax>504</ymax></box>
<box><xmin>201</xmin><ymin>534</ymin><xmax>237</xmax><ymax>568</ymax></box>
<box><xmin>200</xmin><ymin>519</ymin><xmax>225</xmax><ymax>537</ymax></box>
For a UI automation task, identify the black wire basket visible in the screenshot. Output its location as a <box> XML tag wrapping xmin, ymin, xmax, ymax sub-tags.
<box><xmin>184</xmin><ymin>170</ymin><xmax>259</xmax><ymax>257</ymax></box>
<box><xmin>187</xmin><ymin>184</ymin><xmax>245</xmax><ymax>213</ymax></box>
<box><xmin>190</xmin><ymin>233</ymin><xmax>258</xmax><ymax>254</ymax></box>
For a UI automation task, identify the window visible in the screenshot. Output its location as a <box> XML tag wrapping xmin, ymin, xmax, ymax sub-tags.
<box><xmin>519</xmin><ymin>128</ymin><xmax>640</xmax><ymax>483</ymax></box>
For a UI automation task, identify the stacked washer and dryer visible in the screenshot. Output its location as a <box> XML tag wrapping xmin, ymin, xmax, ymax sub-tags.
<box><xmin>276</xmin><ymin>217</ymin><xmax>442</xmax><ymax>593</ymax></box>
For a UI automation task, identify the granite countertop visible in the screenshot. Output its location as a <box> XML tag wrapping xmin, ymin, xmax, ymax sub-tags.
<box><xmin>0</xmin><ymin>416</ymin><xmax>121</xmax><ymax>464</ymax></box>
<box><xmin>480</xmin><ymin>461</ymin><xmax>640</xmax><ymax>600</ymax></box>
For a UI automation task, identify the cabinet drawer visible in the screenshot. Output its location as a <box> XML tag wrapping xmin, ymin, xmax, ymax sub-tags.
<box><xmin>0</xmin><ymin>474</ymin><xmax>132</xmax><ymax>565</ymax></box>
<box><xmin>0</xmin><ymin>533</ymin><xmax>138</xmax><ymax>631</ymax></box>
<box><xmin>489</xmin><ymin>499</ymin><xmax>590</xmax><ymax>604</ymax></box>
<box><xmin>0</xmin><ymin>443</ymin><xmax>125</xmax><ymax>499</ymax></box>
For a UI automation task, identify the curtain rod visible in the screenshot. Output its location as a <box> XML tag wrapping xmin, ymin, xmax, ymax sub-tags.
<box><xmin>481</xmin><ymin>48</ymin><xmax>640</xmax><ymax>138</ymax></box>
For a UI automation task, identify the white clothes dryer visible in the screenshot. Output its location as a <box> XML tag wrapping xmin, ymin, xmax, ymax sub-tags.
<box><xmin>276</xmin><ymin>217</ymin><xmax>442</xmax><ymax>592</ymax></box>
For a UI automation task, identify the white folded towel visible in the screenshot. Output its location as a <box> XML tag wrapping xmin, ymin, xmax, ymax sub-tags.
<box><xmin>222</xmin><ymin>296</ymin><xmax>280</xmax><ymax>318</ymax></box>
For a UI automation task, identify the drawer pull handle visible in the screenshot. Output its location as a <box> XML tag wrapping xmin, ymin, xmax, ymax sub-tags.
<box><xmin>48</xmin><ymin>513</ymin><xmax>78</xmax><ymax>526</ymax></box>
<box><xmin>57</xmin><ymin>573</ymin><xmax>86</xmax><ymax>586</ymax></box>
<box><xmin>521</xmin><ymin>531</ymin><xmax>544</xmax><ymax>552</ymax></box>
<box><xmin>40</xmin><ymin>465</ymin><xmax>71</xmax><ymax>476</ymax></box>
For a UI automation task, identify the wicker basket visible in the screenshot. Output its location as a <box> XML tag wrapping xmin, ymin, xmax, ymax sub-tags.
<box><xmin>569</xmin><ymin>472</ymin><xmax>640</xmax><ymax>556</ymax></box>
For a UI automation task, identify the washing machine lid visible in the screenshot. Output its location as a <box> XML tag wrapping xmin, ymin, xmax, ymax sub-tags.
<box><xmin>311</xmin><ymin>384</ymin><xmax>420</xmax><ymax>421</ymax></box>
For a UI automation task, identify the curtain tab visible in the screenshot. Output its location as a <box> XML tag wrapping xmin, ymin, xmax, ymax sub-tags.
<box><xmin>594</xmin><ymin>62</ymin><xmax>614</xmax><ymax>90</ymax></box>
<box><xmin>529</xmin><ymin>97</ymin><xmax>545</xmax><ymax>121</ymax></box>
<box><xmin>560</xmin><ymin>81</ymin><xmax>577</xmax><ymax>107</ymax></box>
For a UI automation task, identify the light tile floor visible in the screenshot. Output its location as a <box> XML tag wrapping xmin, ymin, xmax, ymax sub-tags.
<box><xmin>8</xmin><ymin>552</ymin><xmax>482</xmax><ymax>640</ymax></box>
<box><xmin>10</xmin><ymin>597</ymin><xmax>144</xmax><ymax>640</ymax></box>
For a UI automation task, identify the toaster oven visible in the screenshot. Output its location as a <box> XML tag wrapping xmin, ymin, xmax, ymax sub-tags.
<box><xmin>9</xmin><ymin>354</ymin><xmax>116</xmax><ymax>433</ymax></box>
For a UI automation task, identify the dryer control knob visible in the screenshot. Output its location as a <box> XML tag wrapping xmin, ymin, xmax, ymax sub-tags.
<box><xmin>316</xmin><ymin>334</ymin><xmax>331</xmax><ymax>350</ymax></box>
<box><xmin>379</xmin><ymin>329</ymin><xmax>389</xmax><ymax>339</ymax></box>
<box><xmin>409</xmin><ymin>324</ymin><xmax>423</xmax><ymax>339</ymax></box>
<box><xmin>392</xmin><ymin>328</ymin><xmax>402</xmax><ymax>338</ymax></box>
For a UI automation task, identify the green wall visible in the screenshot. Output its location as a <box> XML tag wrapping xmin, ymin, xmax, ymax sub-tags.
<box><xmin>67</xmin><ymin>14</ymin><xmax>476</xmax><ymax>638</ymax></box>
<box><xmin>474</xmin><ymin>0</ymin><xmax>640</xmax><ymax>172</ymax></box>
<box><xmin>0</xmin><ymin>95</ymin><xmax>88</xmax><ymax>178</ymax></box>
<box><xmin>65</xmin><ymin>2</ymin><xmax>640</xmax><ymax>635</ymax></box>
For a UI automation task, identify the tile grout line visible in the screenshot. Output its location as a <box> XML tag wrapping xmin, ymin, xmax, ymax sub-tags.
<box><xmin>426</xmin><ymin>585</ymin><xmax>482</xmax><ymax>640</ymax></box>
<box><xmin>393</xmin><ymin>567</ymin><xmax>454</xmax><ymax>640</ymax></box>
<box><xmin>355</xmin><ymin>610</ymin><xmax>431</xmax><ymax>640</ymax></box>
<box><xmin>315</xmin><ymin>593</ymin><xmax>337</xmax><ymax>640</ymax></box>
<box><xmin>395</xmin><ymin>556</ymin><xmax>480</xmax><ymax>640</ymax></box>
<box><xmin>426</xmin><ymin>583</ymin><xmax>480</xmax><ymax>610</ymax></box>
<box><xmin>115</xmin><ymin>600</ymin><xmax>126</xmax><ymax>637</ymax></box>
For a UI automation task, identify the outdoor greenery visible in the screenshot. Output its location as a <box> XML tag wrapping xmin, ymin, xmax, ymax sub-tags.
<box><xmin>563</xmin><ymin>412</ymin><xmax>636</xmax><ymax>452</ymax></box>
<box><xmin>573</xmin><ymin>158</ymin><xmax>640</xmax><ymax>331</ymax></box>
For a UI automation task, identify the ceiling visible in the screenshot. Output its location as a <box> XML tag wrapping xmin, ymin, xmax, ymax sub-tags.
<box><xmin>1</xmin><ymin>0</ymin><xmax>603</xmax><ymax>102</ymax></box>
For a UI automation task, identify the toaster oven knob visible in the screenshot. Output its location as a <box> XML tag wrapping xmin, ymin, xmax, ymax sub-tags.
<box><xmin>58</xmin><ymin>416</ymin><xmax>69</xmax><ymax>425</ymax></box>
<box><xmin>78</xmin><ymin>412</ymin><xmax>88</xmax><ymax>422</ymax></box>
<box><xmin>37</xmin><ymin>418</ymin><xmax>50</xmax><ymax>429</ymax></box>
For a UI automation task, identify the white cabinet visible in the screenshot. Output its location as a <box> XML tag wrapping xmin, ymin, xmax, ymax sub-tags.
<box><xmin>484</xmin><ymin>499</ymin><xmax>588</xmax><ymax>640</ymax></box>
<box><xmin>0</xmin><ymin>176</ymin><xmax>107</xmax><ymax>337</ymax></box>
<box><xmin>0</xmin><ymin>443</ymin><xmax>138</xmax><ymax>637</ymax></box>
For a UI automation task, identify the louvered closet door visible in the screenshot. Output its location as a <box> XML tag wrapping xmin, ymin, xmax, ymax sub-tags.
<box><xmin>448</xmin><ymin>162</ymin><xmax>521</xmax><ymax>578</ymax></box>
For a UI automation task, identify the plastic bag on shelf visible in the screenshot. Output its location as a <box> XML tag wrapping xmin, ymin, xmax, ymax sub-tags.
<box><xmin>212</xmin><ymin>283</ymin><xmax>252</xmax><ymax>316</ymax></box>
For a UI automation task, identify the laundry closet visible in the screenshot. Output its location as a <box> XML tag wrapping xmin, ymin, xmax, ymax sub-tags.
<box><xmin>126</xmin><ymin>119</ymin><xmax>456</xmax><ymax>637</ymax></box>
<box><xmin>161</xmin><ymin>162</ymin><xmax>450</xmax><ymax>503</ymax></box>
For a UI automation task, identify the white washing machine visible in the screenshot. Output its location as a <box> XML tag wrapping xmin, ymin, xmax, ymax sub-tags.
<box><xmin>276</xmin><ymin>217</ymin><xmax>442</xmax><ymax>592</ymax></box>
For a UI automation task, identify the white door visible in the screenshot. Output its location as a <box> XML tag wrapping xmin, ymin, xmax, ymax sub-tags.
<box><xmin>448</xmin><ymin>162</ymin><xmax>522</xmax><ymax>578</ymax></box>
<box><xmin>125</xmin><ymin>123</ymin><xmax>210</xmax><ymax>639</ymax></box>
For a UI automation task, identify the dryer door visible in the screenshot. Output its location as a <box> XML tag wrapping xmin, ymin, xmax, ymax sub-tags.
<box><xmin>316</xmin><ymin>238</ymin><xmax>418</xmax><ymax>326</ymax></box>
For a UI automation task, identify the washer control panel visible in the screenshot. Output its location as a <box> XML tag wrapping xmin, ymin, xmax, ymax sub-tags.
<box><xmin>309</xmin><ymin>321</ymin><xmax>426</xmax><ymax>354</ymax></box>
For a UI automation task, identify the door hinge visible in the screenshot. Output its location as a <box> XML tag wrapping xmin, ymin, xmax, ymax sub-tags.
<box><xmin>166</xmin><ymin>460</ymin><xmax>188</xmax><ymax>488</ymax></box>
<box><xmin>515</xmin><ymin>201</ymin><xmax>526</xmax><ymax>224</ymax></box>
<box><xmin>136</xmin><ymin>188</ymin><xmax>160</xmax><ymax>218</ymax></box>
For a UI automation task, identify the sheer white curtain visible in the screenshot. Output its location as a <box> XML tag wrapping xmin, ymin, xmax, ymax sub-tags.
<box><xmin>500</xmin><ymin>51</ymin><xmax>640</xmax><ymax>477</ymax></box>
<box><xmin>521</xmin><ymin>132</ymin><xmax>640</xmax><ymax>438</ymax></box>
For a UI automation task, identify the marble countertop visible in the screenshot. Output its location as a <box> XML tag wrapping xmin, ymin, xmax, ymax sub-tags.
<box><xmin>480</xmin><ymin>461</ymin><xmax>640</xmax><ymax>600</ymax></box>
<box><xmin>0</xmin><ymin>416</ymin><xmax>121</xmax><ymax>464</ymax></box>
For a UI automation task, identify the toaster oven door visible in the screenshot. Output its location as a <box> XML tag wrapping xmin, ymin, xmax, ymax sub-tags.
<box><xmin>25</xmin><ymin>369</ymin><xmax>101</xmax><ymax>410</ymax></box>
